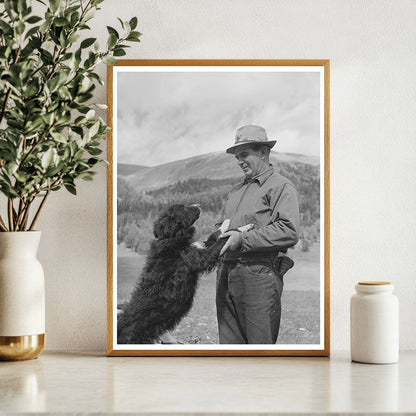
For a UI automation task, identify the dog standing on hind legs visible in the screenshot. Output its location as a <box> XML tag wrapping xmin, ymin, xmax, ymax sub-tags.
<box><xmin>117</xmin><ymin>203</ymin><xmax>241</xmax><ymax>345</ymax></box>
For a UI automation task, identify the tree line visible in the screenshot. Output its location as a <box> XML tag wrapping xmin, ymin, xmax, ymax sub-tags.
<box><xmin>117</xmin><ymin>162</ymin><xmax>320</xmax><ymax>254</ymax></box>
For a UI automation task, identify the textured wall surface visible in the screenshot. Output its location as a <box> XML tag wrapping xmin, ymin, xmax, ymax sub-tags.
<box><xmin>36</xmin><ymin>0</ymin><xmax>416</xmax><ymax>351</ymax></box>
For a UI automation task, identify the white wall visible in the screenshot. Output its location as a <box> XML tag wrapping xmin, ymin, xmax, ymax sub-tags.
<box><xmin>38</xmin><ymin>0</ymin><xmax>416</xmax><ymax>351</ymax></box>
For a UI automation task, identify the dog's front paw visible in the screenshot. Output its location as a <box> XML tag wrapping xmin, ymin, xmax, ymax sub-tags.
<box><xmin>192</xmin><ymin>241</ymin><xmax>205</xmax><ymax>249</ymax></box>
<box><xmin>204</xmin><ymin>230</ymin><xmax>221</xmax><ymax>248</ymax></box>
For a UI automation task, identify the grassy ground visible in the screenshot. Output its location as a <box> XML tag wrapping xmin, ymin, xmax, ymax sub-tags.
<box><xmin>170</xmin><ymin>273</ymin><xmax>320</xmax><ymax>345</ymax></box>
<box><xmin>116</xmin><ymin>243</ymin><xmax>321</xmax><ymax>345</ymax></box>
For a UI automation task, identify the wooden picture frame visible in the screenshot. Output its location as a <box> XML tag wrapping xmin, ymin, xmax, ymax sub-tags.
<box><xmin>107</xmin><ymin>60</ymin><xmax>330</xmax><ymax>356</ymax></box>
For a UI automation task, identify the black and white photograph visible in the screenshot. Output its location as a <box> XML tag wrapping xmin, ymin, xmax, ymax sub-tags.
<box><xmin>107</xmin><ymin>60</ymin><xmax>329</xmax><ymax>356</ymax></box>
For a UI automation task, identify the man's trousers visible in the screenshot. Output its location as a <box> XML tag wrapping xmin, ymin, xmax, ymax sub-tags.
<box><xmin>216</xmin><ymin>259</ymin><xmax>284</xmax><ymax>344</ymax></box>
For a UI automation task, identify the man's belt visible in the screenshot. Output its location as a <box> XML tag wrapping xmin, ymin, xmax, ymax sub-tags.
<box><xmin>223</xmin><ymin>251</ymin><xmax>294</xmax><ymax>276</ymax></box>
<box><xmin>223</xmin><ymin>251</ymin><xmax>277</xmax><ymax>263</ymax></box>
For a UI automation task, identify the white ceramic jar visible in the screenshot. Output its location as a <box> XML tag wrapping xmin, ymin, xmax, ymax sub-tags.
<box><xmin>350</xmin><ymin>281</ymin><xmax>399</xmax><ymax>364</ymax></box>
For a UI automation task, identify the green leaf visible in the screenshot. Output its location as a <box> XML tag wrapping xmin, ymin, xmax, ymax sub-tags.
<box><xmin>106</xmin><ymin>26</ymin><xmax>119</xmax><ymax>39</ymax></box>
<box><xmin>16</xmin><ymin>21</ymin><xmax>25</xmax><ymax>35</ymax></box>
<box><xmin>129</xmin><ymin>17</ymin><xmax>138</xmax><ymax>30</ymax></box>
<box><xmin>103</xmin><ymin>56</ymin><xmax>117</xmax><ymax>65</ymax></box>
<box><xmin>0</xmin><ymin>183</ymin><xmax>18</xmax><ymax>198</ymax></box>
<box><xmin>57</xmin><ymin>85</ymin><xmax>71</xmax><ymax>100</ymax></box>
<box><xmin>63</xmin><ymin>147</ymin><xmax>70</xmax><ymax>160</ymax></box>
<box><xmin>87</xmin><ymin>147</ymin><xmax>102</xmax><ymax>156</ymax></box>
<box><xmin>68</xmin><ymin>33</ymin><xmax>80</xmax><ymax>44</ymax></box>
<box><xmin>17</xmin><ymin>0</ymin><xmax>26</xmax><ymax>13</ymax></box>
<box><xmin>74</xmin><ymin>115</ymin><xmax>86</xmax><ymax>126</ymax></box>
<box><xmin>89</xmin><ymin>121</ymin><xmax>100</xmax><ymax>138</ymax></box>
<box><xmin>56</xmin><ymin>112</ymin><xmax>71</xmax><ymax>126</ymax></box>
<box><xmin>61</xmin><ymin>52</ymin><xmax>72</xmax><ymax>61</ymax></box>
<box><xmin>77</xmin><ymin>171</ymin><xmax>95</xmax><ymax>181</ymax></box>
<box><xmin>25</xmin><ymin>117</ymin><xmax>44</xmax><ymax>133</ymax></box>
<box><xmin>42</xmin><ymin>112</ymin><xmax>55</xmax><ymax>125</ymax></box>
<box><xmin>88</xmin><ymin>72</ymin><xmax>104</xmax><ymax>85</ymax></box>
<box><xmin>24</xmin><ymin>25</ymin><xmax>40</xmax><ymax>39</ymax></box>
<box><xmin>83</xmin><ymin>9</ymin><xmax>95</xmax><ymax>23</ymax></box>
<box><xmin>21</xmin><ymin>37</ymin><xmax>41</xmax><ymax>56</ymax></box>
<box><xmin>40</xmin><ymin>49</ymin><xmax>54</xmax><ymax>64</ymax></box>
<box><xmin>26</xmin><ymin>15</ymin><xmax>42</xmax><ymax>24</ymax></box>
<box><xmin>87</xmin><ymin>158</ymin><xmax>100</xmax><ymax>166</ymax></box>
<box><xmin>107</xmin><ymin>33</ymin><xmax>117</xmax><ymax>49</ymax></box>
<box><xmin>23</xmin><ymin>83</ymin><xmax>39</xmax><ymax>98</ymax></box>
<box><xmin>14</xmin><ymin>171</ymin><xmax>28</xmax><ymax>183</ymax></box>
<box><xmin>0</xmin><ymin>20</ymin><xmax>13</xmax><ymax>35</ymax></box>
<box><xmin>5</xmin><ymin>162</ymin><xmax>18</xmax><ymax>176</ymax></box>
<box><xmin>126</xmin><ymin>32</ymin><xmax>141</xmax><ymax>42</ymax></box>
<box><xmin>65</xmin><ymin>5</ymin><xmax>80</xmax><ymax>15</ymax></box>
<box><xmin>117</xmin><ymin>17</ymin><xmax>125</xmax><ymax>29</ymax></box>
<box><xmin>70</xmin><ymin>11</ymin><xmax>80</xmax><ymax>26</ymax></box>
<box><xmin>22</xmin><ymin>5</ymin><xmax>32</xmax><ymax>17</ymax></box>
<box><xmin>50</xmin><ymin>131</ymin><xmax>67</xmax><ymax>143</ymax></box>
<box><xmin>113</xmin><ymin>47</ymin><xmax>126</xmax><ymax>57</ymax></box>
<box><xmin>41</xmin><ymin>148</ymin><xmax>54</xmax><ymax>169</ymax></box>
<box><xmin>59</xmin><ymin>29</ymin><xmax>67</xmax><ymax>47</ymax></box>
<box><xmin>7</xmin><ymin>119</ymin><xmax>24</xmax><ymax>129</ymax></box>
<box><xmin>80</xmin><ymin>37</ymin><xmax>96</xmax><ymax>49</ymax></box>
<box><xmin>4</xmin><ymin>1</ymin><xmax>16</xmax><ymax>20</ymax></box>
<box><xmin>64</xmin><ymin>183</ymin><xmax>77</xmax><ymax>195</ymax></box>
<box><xmin>45</xmin><ymin>165</ymin><xmax>62</xmax><ymax>177</ymax></box>
<box><xmin>85</xmin><ymin>109</ymin><xmax>95</xmax><ymax>120</ymax></box>
<box><xmin>76</xmin><ymin>160</ymin><xmax>90</xmax><ymax>169</ymax></box>
<box><xmin>0</xmin><ymin>141</ymin><xmax>14</xmax><ymax>152</ymax></box>
<box><xmin>3</xmin><ymin>46</ymin><xmax>12</xmax><ymax>59</ymax></box>
<box><xmin>49</xmin><ymin>76</ymin><xmax>60</xmax><ymax>92</ymax></box>
<box><xmin>49</xmin><ymin>0</ymin><xmax>60</xmax><ymax>13</ymax></box>
<box><xmin>80</xmin><ymin>76</ymin><xmax>92</xmax><ymax>93</ymax></box>
<box><xmin>71</xmin><ymin>126</ymin><xmax>84</xmax><ymax>136</ymax></box>
<box><xmin>54</xmin><ymin>17</ymin><xmax>69</xmax><ymax>27</ymax></box>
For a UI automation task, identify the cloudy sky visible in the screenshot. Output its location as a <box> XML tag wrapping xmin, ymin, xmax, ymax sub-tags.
<box><xmin>116</xmin><ymin>69</ymin><xmax>321</xmax><ymax>166</ymax></box>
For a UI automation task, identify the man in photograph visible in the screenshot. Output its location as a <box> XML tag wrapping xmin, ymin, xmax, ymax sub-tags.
<box><xmin>217</xmin><ymin>125</ymin><xmax>300</xmax><ymax>344</ymax></box>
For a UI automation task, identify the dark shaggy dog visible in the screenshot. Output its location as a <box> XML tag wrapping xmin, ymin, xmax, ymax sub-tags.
<box><xmin>117</xmin><ymin>204</ymin><xmax>227</xmax><ymax>344</ymax></box>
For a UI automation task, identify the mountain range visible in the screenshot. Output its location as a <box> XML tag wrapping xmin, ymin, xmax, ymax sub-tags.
<box><xmin>118</xmin><ymin>151</ymin><xmax>319</xmax><ymax>191</ymax></box>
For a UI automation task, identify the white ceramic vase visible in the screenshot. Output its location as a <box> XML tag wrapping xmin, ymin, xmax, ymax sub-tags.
<box><xmin>0</xmin><ymin>231</ymin><xmax>45</xmax><ymax>361</ymax></box>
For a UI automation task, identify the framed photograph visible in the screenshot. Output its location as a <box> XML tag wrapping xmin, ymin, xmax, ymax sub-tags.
<box><xmin>107</xmin><ymin>60</ymin><xmax>330</xmax><ymax>356</ymax></box>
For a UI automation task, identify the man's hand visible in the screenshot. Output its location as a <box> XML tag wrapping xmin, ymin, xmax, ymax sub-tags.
<box><xmin>220</xmin><ymin>231</ymin><xmax>242</xmax><ymax>256</ymax></box>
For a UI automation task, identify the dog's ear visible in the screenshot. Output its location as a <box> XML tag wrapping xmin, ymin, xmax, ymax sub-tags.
<box><xmin>153</xmin><ymin>215</ymin><xmax>169</xmax><ymax>239</ymax></box>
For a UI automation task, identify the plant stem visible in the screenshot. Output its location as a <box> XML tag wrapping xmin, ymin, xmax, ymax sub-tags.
<box><xmin>7</xmin><ymin>199</ymin><xmax>14</xmax><ymax>231</ymax></box>
<box><xmin>0</xmin><ymin>88</ymin><xmax>12</xmax><ymax>125</ymax></box>
<box><xmin>20</xmin><ymin>200</ymin><xmax>33</xmax><ymax>231</ymax></box>
<box><xmin>14</xmin><ymin>199</ymin><xmax>27</xmax><ymax>231</ymax></box>
<box><xmin>0</xmin><ymin>214</ymin><xmax>8</xmax><ymax>232</ymax></box>
<box><xmin>14</xmin><ymin>199</ymin><xmax>22</xmax><ymax>230</ymax></box>
<box><xmin>29</xmin><ymin>190</ymin><xmax>50</xmax><ymax>231</ymax></box>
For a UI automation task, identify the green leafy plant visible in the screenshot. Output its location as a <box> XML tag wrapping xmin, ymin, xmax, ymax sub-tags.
<box><xmin>0</xmin><ymin>0</ymin><xmax>141</xmax><ymax>231</ymax></box>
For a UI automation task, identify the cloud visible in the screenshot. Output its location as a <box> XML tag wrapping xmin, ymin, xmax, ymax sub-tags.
<box><xmin>116</xmin><ymin>70</ymin><xmax>321</xmax><ymax>166</ymax></box>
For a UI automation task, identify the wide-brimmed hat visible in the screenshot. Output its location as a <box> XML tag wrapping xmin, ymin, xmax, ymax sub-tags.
<box><xmin>226</xmin><ymin>125</ymin><xmax>276</xmax><ymax>154</ymax></box>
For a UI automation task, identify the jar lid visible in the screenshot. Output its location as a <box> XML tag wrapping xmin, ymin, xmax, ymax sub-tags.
<box><xmin>358</xmin><ymin>281</ymin><xmax>391</xmax><ymax>285</ymax></box>
<box><xmin>355</xmin><ymin>281</ymin><xmax>394</xmax><ymax>293</ymax></box>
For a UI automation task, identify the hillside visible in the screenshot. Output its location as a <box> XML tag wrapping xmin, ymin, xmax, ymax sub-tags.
<box><xmin>117</xmin><ymin>163</ymin><xmax>150</xmax><ymax>177</ymax></box>
<box><xmin>118</xmin><ymin>151</ymin><xmax>319</xmax><ymax>191</ymax></box>
<box><xmin>116</xmin><ymin>150</ymin><xmax>320</xmax><ymax>255</ymax></box>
